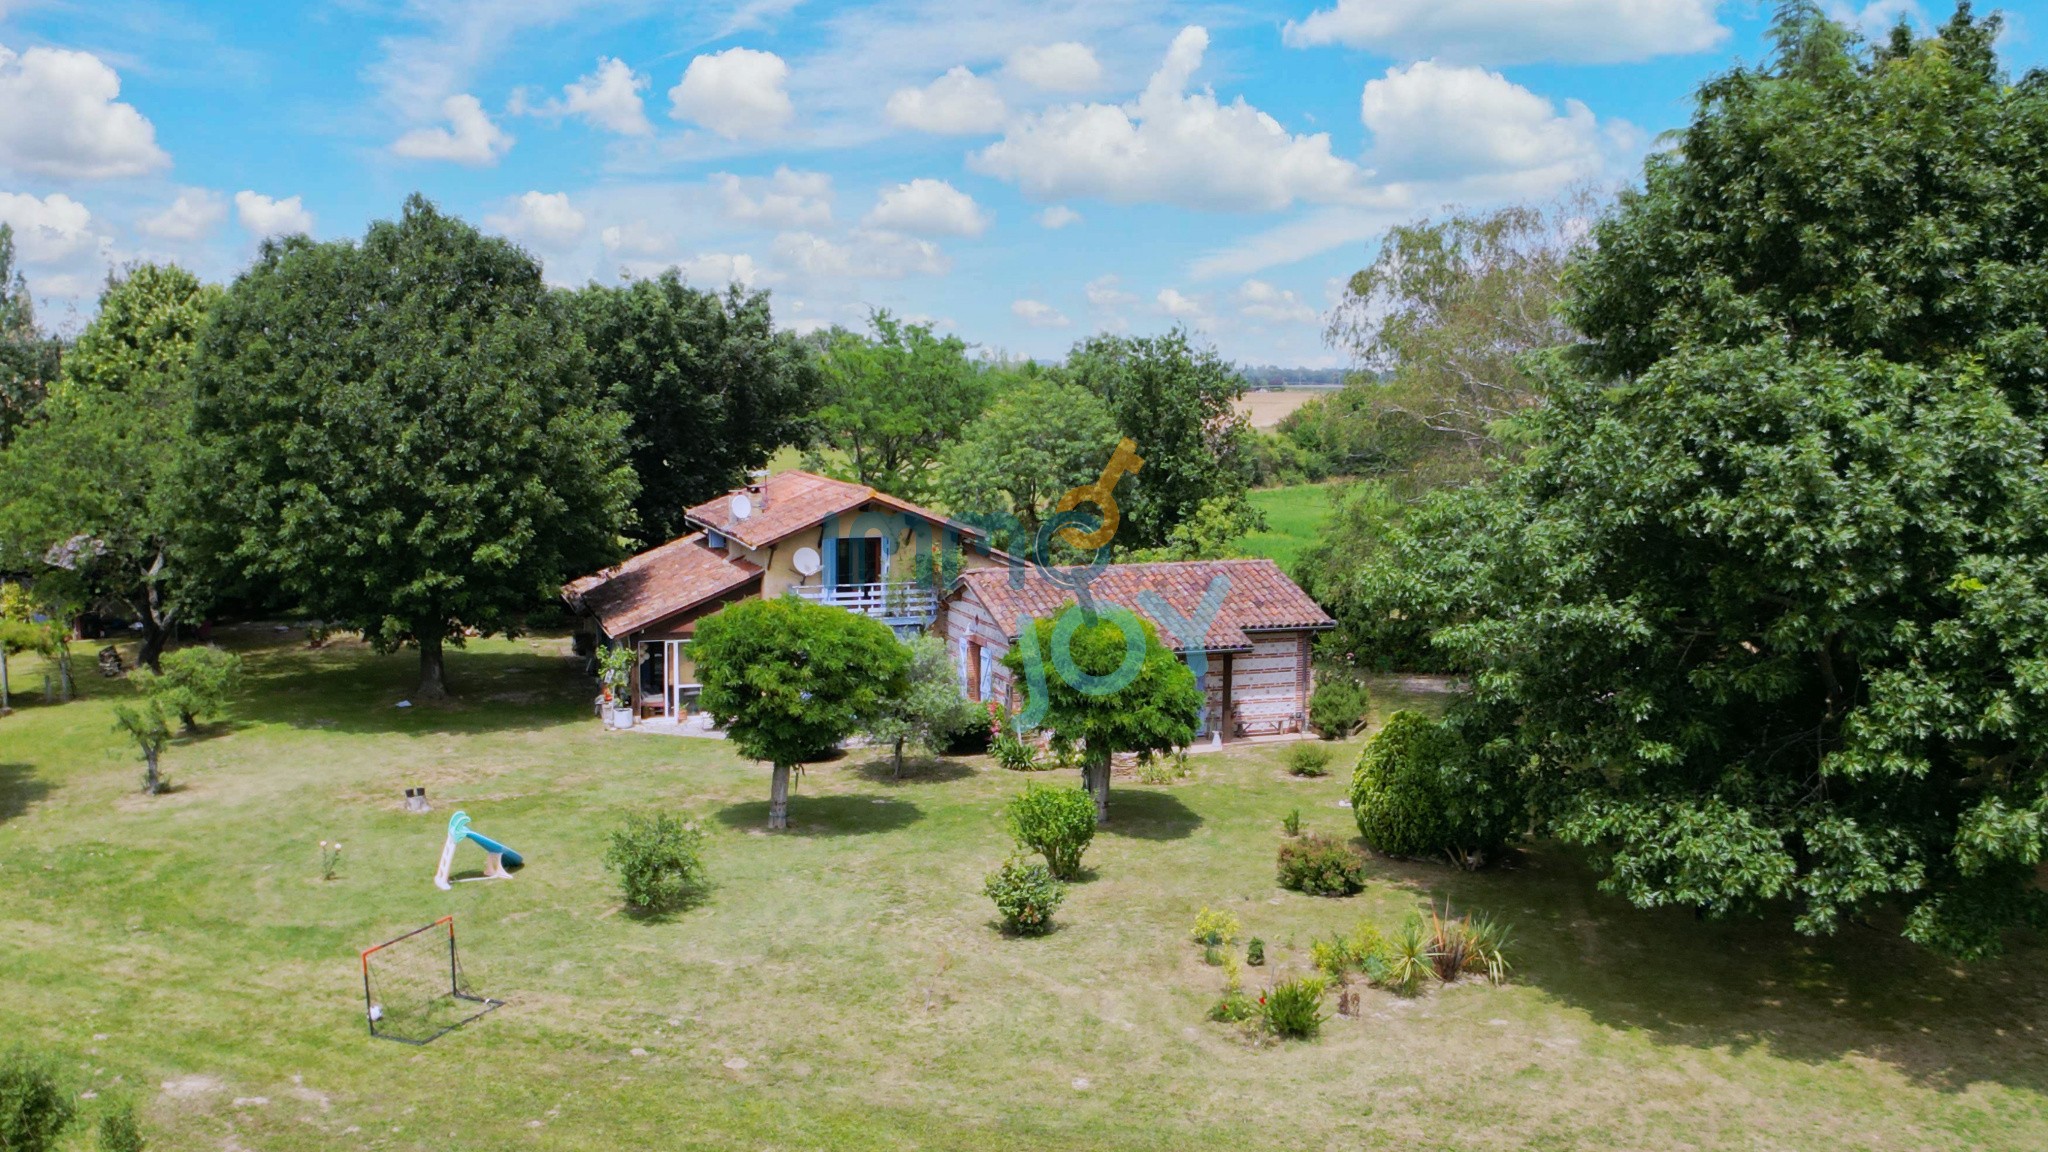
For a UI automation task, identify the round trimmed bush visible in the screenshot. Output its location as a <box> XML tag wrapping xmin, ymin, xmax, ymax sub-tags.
<box><xmin>1350</xmin><ymin>710</ymin><xmax>1503</xmax><ymax>862</ymax></box>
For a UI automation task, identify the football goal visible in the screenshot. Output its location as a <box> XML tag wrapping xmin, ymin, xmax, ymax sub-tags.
<box><xmin>359</xmin><ymin>915</ymin><xmax>501</xmax><ymax>1044</ymax></box>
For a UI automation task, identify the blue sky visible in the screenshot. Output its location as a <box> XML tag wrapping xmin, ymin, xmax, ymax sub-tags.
<box><xmin>0</xmin><ymin>1</ymin><xmax>2040</xmax><ymax>366</ymax></box>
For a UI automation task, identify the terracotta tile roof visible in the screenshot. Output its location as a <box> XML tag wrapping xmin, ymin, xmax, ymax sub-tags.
<box><xmin>955</xmin><ymin>558</ymin><xmax>1334</xmax><ymax>654</ymax></box>
<box><xmin>562</xmin><ymin>533</ymin><xmax>761</xmax><ymax>637</ymax></box>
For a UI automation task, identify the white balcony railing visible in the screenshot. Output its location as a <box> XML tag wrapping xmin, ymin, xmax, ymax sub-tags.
<box><xmin>794</xmin><ymin>581</ymin><xmax>939</xmax><ymax>620</ymax></box>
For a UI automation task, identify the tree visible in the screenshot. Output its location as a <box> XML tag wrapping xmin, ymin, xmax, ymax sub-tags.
<box><xmin>568</xmin><ymin>273</ymin><xmax>819</xmax><ymax>548</ymax></box>
<box><xmin>1002</xmin><ymin>606</ymin><xmax>1202</xmax><ymax>823</ymax></box>
<box><xmin>0</xmin><ymin>264</ymin><xmax>217</xmax><ymax>670</ymax></box>
<box><xmin>190</xmin><ymin>195</ymin><xmax>636</xmax><ymax>696</ymax></box>
<box><xmin>131</xmin><ymin>645</ymin><xmax>241</xmax><ymax>733</ymax></box>
<box><xmin>813</xmin><ymin>311</ymin><xmax>989</xmax><ymax>501</ymax></box>
<box><xmin>864</xmin><ymin>633</ymin><xmax>979</xmax><ymax>776</ymax></box>
<box><xmin>1357</xmin><ymin>4</ymin><xmax>2048</xmax><ymax>957</ymax></box>
<box><xmin>1061</xmin><ymin>329</ymin><xmax>1255</xmax><ymax>550</ymax></box>
<box><xmin>0</xmin><ymin>225</ymin><xmax>62</xmax><ymax>448</ymax></box>
<box><xmin>693</xmin><ymin>596</ymin><xmax>911</xmax><ymax>829</ymax></box>
<box><xmin>935</xmin><ymin>374</ymin><xmax>1117</xmax><ymax>550</ymax></box>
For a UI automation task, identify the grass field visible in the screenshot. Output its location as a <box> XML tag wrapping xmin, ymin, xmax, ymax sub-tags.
<box><xmin>1238</xmin><ymin>483</ymin><xmax>1341</xmax><ymax>573</ymax></box>
<box><xmin>4</xmin><ymin>631</ymin><xmax>2047</xmax><ymax>1151</ymax></box>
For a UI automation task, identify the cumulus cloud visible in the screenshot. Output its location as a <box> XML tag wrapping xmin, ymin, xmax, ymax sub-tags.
<box><xmin>718</xmin><ymin>167</ymin><xmax>833</xmax><ymax>228</ymax></box>
<box><xmin>140</xmin><ymin>188</ymin><xmax>228</xmax><ymax>241</ymax></box>
<box><xmin>1234</xmin><ymin>279</ymin><xmax>1317</xmax><ymax>324</ymax></box>
<box><xmin>772</xmin><ymin>229</ymin><xmax>949</xmax><ymax>279</ymax></box>
<box><xmin>670</xmin><ymin>47</ymin><xmax>793</xmax><ymax>139</ymax></box>
<box><xmin>1361</xmin><ymin>61</ymin><xmax>1604</xmax><ymax>192</ymax></box>
<box><xmin>486</xmin><ymin>191</ymin><xmax>587</xmax><ymax>245</ymax></box>
<box><xmin>1283</xmin><ymin>0</ymin><xmax>1726</xmax><ymax>64</ymax></box>
<box><xmin>0</xmin><ymin>43</ymin><xmax>169</xmax><ymax>179</ymax></box>
<box><xmin>234</xmin><ymin>191</ymin><xmax>314</xmax><ymax>237</ymax></box>
<box><xmin>522</xmin><ymin>57</ymin><xmax>652</xmax><ymax>135</ymax></box>
<box><xmin>1006</xmin><ymin>42</ymin><xmax>1103</xmax><ymax>92</ymax></box>
<box><xmin>1037</xmin><ymin>206</ymin><xmax>1081</xmax><ymax>229</ymax></box>
<box><xmin>972</xmin><ymin>27</ymin><xmax>1360</xmax><ymax>212</ymax></box>
<box><xmin>0</xmin><ymin>190</ymin><xmax>106</xmax><ymax>263</ymax></box>
<box><xmin>864</xmin><ymin>178</ymin><xmax>989</xmax><ymax>238</ymax></box>
<box><xmin>885</xmin><ymin>66</ymin><xmax>1008</xmax><ymax>135</ymax></box>
<box><xmin>1012</xmin><ymin>298</ymin><xmax>1070</xmax><ymax>328</ymax></box>
<box><xmin>392</xmin><ymin>94</ymin><xmax>513</xmax><ymax>165</ymax></box>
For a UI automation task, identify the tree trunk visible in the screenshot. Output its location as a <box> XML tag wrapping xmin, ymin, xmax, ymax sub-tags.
<box><xmin>769</xmin><ymin>762</ymin><xmax>791</xmax><ymax>830</ymax></box>
<box><xmin>417</xmin><ymin>631</ymin><xmax>448</xmax><ymax>698</ymax></box>
<box><xmin>1087</xmin><ymin>754</ymin><xmax>1111</xmax><ymax>824</ymax></box>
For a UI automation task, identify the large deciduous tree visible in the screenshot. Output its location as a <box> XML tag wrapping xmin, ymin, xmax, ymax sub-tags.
<box><xmin>1002</xmin><ymin>607</ymin><xmax>1202</xmax><ymax>823</ymax></box>
<box><xmin>191</xmin><ymin>195</ymin><xmax>635</xmax><ymax>696</ymax></box>
<box><xmin>1359</xmin><ymin>3</ymin><xmax>2048</xmax><ymax>957</ymax></box>
<box><xmin>568</xmin><ymin>273</ymin><xmax>819</xmax><ymax>548</ymax></box>
<box><xmin>0</xmin><ymin>224</ymin><xmax>63</xmax><ymax>449</ymax></box>
<box><xmin>812</xmin><ymin>311</ymin><xmax>989</xmax><ymax>501</ymax></box>
<box><xmin>693</xmin><ymin>596</ymin><xmax>911</xmax><ymax>830</ymax></box>
<box><xmin>0</xmin><ymin>264</ymin><xmax>217</xmax><ymax>670</ymax></box>
<box><xmin>1060</xmin><ymin>329</ymin><xmax>1257</xmax><ymax>551</ymax></box>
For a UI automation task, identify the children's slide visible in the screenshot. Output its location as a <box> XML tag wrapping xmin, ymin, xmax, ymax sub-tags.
<box><xmin>434</xmin><ymin>811</ymin><xmax>524</xmax><ymax>890</ymax></box>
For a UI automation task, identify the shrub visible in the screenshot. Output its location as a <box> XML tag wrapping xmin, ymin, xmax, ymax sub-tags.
<box><xmin>1276</xmin><ymin>833</ymin><xmax>1367</xmax><ymax>896</ymax></box>
<box><xmin>1245</xmin><ymin>937</ymin><xmax>1265</xmax><ymax>966</ymax></box>
<box><xmin>603</xmin><ymin>812</ymin><xmax>707</xmax><ymax>913</ymax></box>
<box><xmin>1190</xmin><ymin>906</ymin><xmax>1241</xmax><ymax>947</ymax></box>
<box><xmin>1005</xmin><ymin>784</ymin><xmax>1096</xmax><ymax>880</ymax></box>
<box><xmin>133</xmin><ymin>646</ymin><xmax>242</xmax><ymax>732</ymax></box>
<box><xmin>97</xmin><ymin>1101</ymin><xmax>145</xmax><ymax>1152</ymax></box>
<box><xmin>0</xmin><ymin>1048</ymin><xmax>73</xmax><ymax>1152</ymax></box>
<box><xmin>1281</xmin><ymin>808</ymin><xmax>1301</xmax><ymax>837</ymax></box>
<box><xmin>1285</xmin><ymin>743</ymin><xmax>1332</xmax><ymax>777</ymax></box>
<box><xmin>1351</xmin><ymin>710</ymin><xmax>1514</xmax><ymax>865</ymax></box>
<box><xmin>1261</xmin><ymin>976</ymin><xmax>1328</xmax><ymax>1040</ymax></box>
<box><xmin>984</xmin><ymin>858</ymin><xmax>1065</xmax><ymax>935</ymax></box>
<box><xmin>1308</xmin><ymin>674</ymin><xmax>1371</xmax><ymax>738</ymax></box>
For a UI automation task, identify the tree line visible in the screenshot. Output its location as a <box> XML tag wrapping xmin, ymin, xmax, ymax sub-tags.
<box><xmin>0</xmin><ymin>195</ymin><xmax>1258</xmax><ymax>693</ymax></box>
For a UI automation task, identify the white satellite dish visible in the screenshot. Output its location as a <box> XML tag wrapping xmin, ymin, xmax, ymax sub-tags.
<box><xmin>792</xmin><ymin>547</ymin><xmax>822</xmax><ymax>577</ymax></box>
<box><xmin>728</xmin><ymin>493</ymin><xmax>753</xmax><ymax>521</ymax></box>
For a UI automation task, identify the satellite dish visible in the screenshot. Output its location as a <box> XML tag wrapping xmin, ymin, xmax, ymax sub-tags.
<box><xmin>728</xmin><ymin>493</ymin><xmax>753</xmax><ymax>521</ymax></box>
<box><xmin>792</xmin><ymin>547</ymin><xmax>822</xmax><ymax>577</ymax></box>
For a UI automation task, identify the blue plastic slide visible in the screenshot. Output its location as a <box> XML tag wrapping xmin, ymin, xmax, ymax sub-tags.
<box><xmin>448</xmin><ymin>811</ymin><xmax>523</xmax><ymax>867</ymax></box>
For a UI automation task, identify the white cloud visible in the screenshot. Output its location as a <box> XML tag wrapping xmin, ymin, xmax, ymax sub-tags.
<box><xmin>972</xmin><ymin>27</ymin><xmax>1360</xmax><ymax>212</ymax></box>
<box><xmin>525</xmin><ymin>57</ymin><xmax>652</xmax><ymax>135</ymax></box>
<box><xmin>140</xmin><ymin>188</ymin><xmax>227</xmax><ymax>241</ymax></box>
<box><xmin>670</xmin><ymin>47</ymin><xmax>793</xmax><ymax>140</ymax></box>
<box><xmin>1361</xmin><ymin>61</ymin><xmax>1604</xmax><ymax>192</ymax></box>
<box><xmin>772</xmin><ymin>229</ymin><xmax>949</xmax><ymax>279</ymax></box>
<box><xmin>1283</xmin><ymin>0</ymin><xmax>1726</xmax><ymax>64</ymax></box>
<box><xmin>864</xmin><ymin>178</ymin><xmax>989</xmax><ymax>238</ymax></box>
<box><xmin>885</xmin><ymin>66</ymin><xmax>1008</xmax><ymax>135</ymax></box>
<box><xmin>1156</xmin><ymin>287</ymin><xmax>1206</xmax><ymax>322</ymax></box>
<box><xmin>486</xmin><ymin>191</ymin><xmax>587</xmax><ymax>245</ymax></box>
<box><xmin>718</xmin><ymin>167</ymin><xmax>833</xmax><ymax>228</ymax></box>
<box><xmin>1011</xmin><ymin>298</ymin><xmax>1069</xmax><ymax>328</ymax></box>
<box><xmin>0</xmin><ymin>190</ymin><xmax>105</xmax><ymax>263</ymax></box>
<box><xmin>0</xmin><ymin>43</ymin><xmax>169</xmax><ymax>179</ymax></box>
<box><xmin>1007</xmin><ymin>42</ymin><xmax>1103</xmax><ymax>92</ymax></box>
<box><xmin>1037</xmin><ymin>205</ymin><xmax>1081</xmax><ymax>229</ymax></box>
<box><xmin>391</xmin><ymin>94</ymin><xmax>514</xmax><ymax>165</ymax></box>
<box><xmin>234</xmin><ymin>191</ymin><xmax>313</xmax><ymax>238</ymax></box>
<box><xmin>1234</xmin><ymin>279</ymin><xmax>1317</xmax><ymax>324</ymax></box>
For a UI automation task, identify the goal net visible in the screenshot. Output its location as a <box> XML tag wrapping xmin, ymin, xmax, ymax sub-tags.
<box><xmin>360</xmin><ymin>916</ymin><xmax>501</xmax><ymax>1044</ymax></box>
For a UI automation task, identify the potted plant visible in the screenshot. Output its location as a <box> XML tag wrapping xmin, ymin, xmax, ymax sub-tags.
<box><xmin>597</xmin><ymin>645</ymin><xmax>637</xmax><ymax>729</ymax></box>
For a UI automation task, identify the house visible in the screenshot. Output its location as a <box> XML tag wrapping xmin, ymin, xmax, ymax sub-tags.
<box><xmin>945</xmin><ymin>559</ymin><xmax>1336</xmax><ymax>742</ymax></box>
<box><xmin>562</xmin><ymin>470</ymin><xmax>1009</xmax><ymax>720</ymax></box>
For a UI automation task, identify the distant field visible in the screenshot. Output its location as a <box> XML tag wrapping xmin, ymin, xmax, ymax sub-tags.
<box><xmin>1238</xmin><ymin>482</ymin><xmax>1340</xmax><ymax>573</ymax></box>
<box><xmin>1234</xmin><ymin>387</ymin><xmax>1334</xmax><ymax>429</ymax></box>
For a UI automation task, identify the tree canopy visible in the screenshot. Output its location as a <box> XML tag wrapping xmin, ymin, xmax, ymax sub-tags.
<box><xmin>190</xmin><ymin>194</ymin><xmax>635</xmax><ymax>695</ymax></box>
<box><xmin>811</xmin><ymin>311</ymin><xmax>988</xmax><ymax>502</ymax></box>
<box><xmin>693</xmin><ymin>595</ymin><xmax>911</xmax><ymax>829</ymax></box>
<box><xmin>0</xmin><ymin>263</ymin><xmax>218</xmax><ymax>669</ymax></box>
<box><xmin>1356</xmin><ymin>3</ymin><xmax>2048</xmax><ymax>957</ymax></box>
<box><xmin>568</xmin><ymin>273</ymin><xmax>818</xmax><ymax>548</ymax></box>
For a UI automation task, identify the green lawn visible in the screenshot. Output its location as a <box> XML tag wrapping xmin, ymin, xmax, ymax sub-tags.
<box><xmin>1238</xmin><ymin>482</ymin><xmax>1341</xmax><ymax>573</ymax></box>
<box><xmin>3</xmin><ymin>632</ymin><xmax>2046</xmax><ymax>1150</ymax></box>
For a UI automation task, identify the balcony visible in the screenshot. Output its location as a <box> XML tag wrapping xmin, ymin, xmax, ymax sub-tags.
<box><xmin>794</xmin><ymin>581</ymin><xmax>939</xmax><ymax>622</ymax></box>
